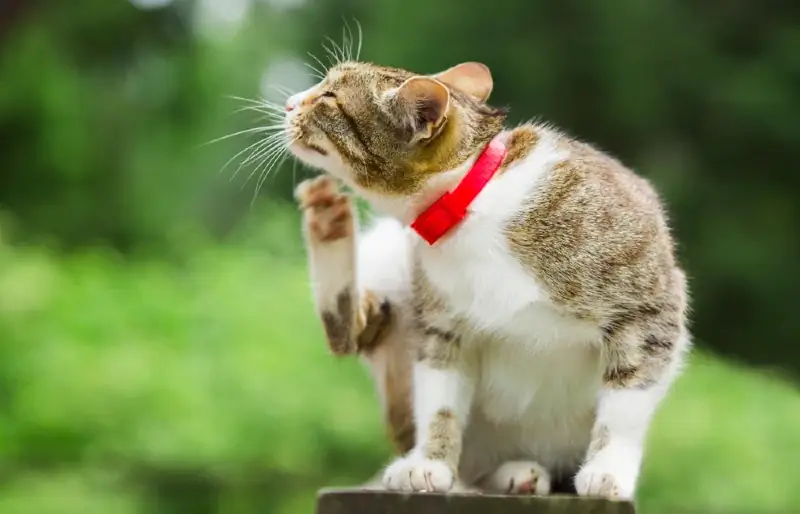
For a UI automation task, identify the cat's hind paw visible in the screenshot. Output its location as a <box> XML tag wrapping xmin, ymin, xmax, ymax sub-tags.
<box><xmin>485</xmin><ymin>460</ymin><xmax>551</xmax><ymax>495</ymax></box>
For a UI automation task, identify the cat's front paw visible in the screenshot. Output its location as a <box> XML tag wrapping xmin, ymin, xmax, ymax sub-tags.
<box><xmin>486</xmin><ymin>460</ymin><xmax>551</xmax><ymax>495</ymax></box>
<box><xmin>382</xmin><ymin>454</ymin><xmax>455</xmax><ymax>492</ymax></box>
<box><xmin>295</xmin><ymin>175</ymin><xmax>354</xmax><ymax>244</ymax></box>
<box><xmin>575</xmin><ymin>453</ymin><xmax>637</xmax><ymax>500</ymax></box>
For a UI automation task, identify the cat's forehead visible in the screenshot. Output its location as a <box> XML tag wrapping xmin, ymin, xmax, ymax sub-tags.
<box><xmin>326</xmin><ymin>62</ymin><xmax>415</xmax><ymax>91</ymax></box>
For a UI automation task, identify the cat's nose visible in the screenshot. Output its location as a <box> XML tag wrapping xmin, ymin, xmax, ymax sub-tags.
<box><xmin>285</xmin><ymin>101</ymin><xmax>295</xmax><ymax>112</ymax></box>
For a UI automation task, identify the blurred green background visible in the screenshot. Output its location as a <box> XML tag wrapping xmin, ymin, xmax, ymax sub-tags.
<box><xmin>1</xmin><ymin>1</ymin><xmax>799</xmax><ymax>513</ymax></box>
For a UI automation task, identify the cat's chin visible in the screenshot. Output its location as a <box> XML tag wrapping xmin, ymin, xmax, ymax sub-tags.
<box><xmin>289</xmin><ymin>142</ymin><xmax>329</xmax><ymax>169</ymax></box>
<box><xmin>289</xmin><ymin>142</ymin><xmax>354</xmax><ymax>185</ymax></box>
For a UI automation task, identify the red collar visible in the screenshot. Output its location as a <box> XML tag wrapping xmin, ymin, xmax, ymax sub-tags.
<box><xmin>411</xmin><ymin>136</ymin><xmax>508</xmax><ymax>245</ymax></box>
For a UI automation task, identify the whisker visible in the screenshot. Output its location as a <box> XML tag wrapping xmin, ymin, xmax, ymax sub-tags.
<box><xmin>307</xmin><ymin>52</ymin><xmax>329</xmax><ymax>76</ymax></box>
<box><xmin>230</xmin><ymin>104</ymin><xmax>284</xmax><ymax>119</ymax></box>
<box><xmin>267</xmin><ymin>84</ymin><xmax>294</xmax><ymax>99</ymax></box>
<box><xmin>217</xmin><ymin>137</ymin><xmax>272</xmax><ymax>176</ymax></box>
<box><xmin>231</xmin><ymin>137</ymin><xmax>285</xmax><ymax>182</ymax></box>
<box><xmin>225</xmin><ymin>95</ymin><xmax>286</xmax><ymax>115</ymax></box>
<box><xmin>251</xmin><ymin>147</ymin><xmax>294</xmax><ymax>207</ymax></box>
<box><xmin>341</xmin><ymin>21</ymin><xmax>352</xmax><ymax>62</ymax></box>
<box><xmin>354</xmin><ymin>18</ymin><xmax>363</xmax><ymax>61</ymax></box>
<box><xmin>202</xmin><ymin>125</ymin><xmax>285</xmax><ymax>146</ymax></box>
<box><xmin>303</xmin><ymin>61</ymin><xmax>325</xmax><ymax>80</ymax></box>
<box><xmin>250</xmin><ymin>99</ymin><xmax>286</xmax><ymax>113</ymax></box>
<box><xmin>323</xmin><ymin>35</ymin><xmax>346</xmax><ymax>65</ymax></box>
<box><xmin>241</xmin><ymin>141</ymin><xmax>287</xmax><ymax>189</ymax></box>
<box><xmin>251</xmin><ymin>156</ymin><xmax>281</xmax><ymax>204</ymax></box>
<box><xmin>254</xmin><ymin>105</ymin><xmax>286</xmax><ymax>116</ymax></box>
<box><xmin>321</xmin><ymin>40</ymin><xmax>338</xmax><ymax>67</ymax></box>
<box><xmin>225</xmin><ymin>95</ymin><xmax>268</xmax><ymax>106</ymax></box>
<box><xmin>240</xmin><ymin>134</ymin><xmax>285</xmax><ymax>167</ymax></box>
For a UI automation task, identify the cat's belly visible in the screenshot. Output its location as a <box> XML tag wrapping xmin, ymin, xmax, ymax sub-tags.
<box><xmin>458</xmin><ymin>334</ymin><xmax>602</xmax><ymax>482</ymax></box>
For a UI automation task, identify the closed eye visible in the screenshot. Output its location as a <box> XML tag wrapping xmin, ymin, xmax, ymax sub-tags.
<box><xmin>320</xmin><ymin>91</ymin><xmax>336</xmax><ymax>99</ymax></box>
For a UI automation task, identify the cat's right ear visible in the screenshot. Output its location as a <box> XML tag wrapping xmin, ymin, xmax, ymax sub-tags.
<box><xmin>432</xmin><ymin>62</ymin><xmax>493</xmax><ymax>103</ymax></box>
<box><xmin>383</xmin><ymin>76</ymin><xmax>450</xmax><ymax>144</ymax></box>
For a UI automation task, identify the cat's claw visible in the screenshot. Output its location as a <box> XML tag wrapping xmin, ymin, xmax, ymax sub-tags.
<box><xmin>382</xmin><ymin>455</ymin><xmax>455</xmax><ymax>492</ymax></box>
<box><xmin>486</xmin><ymin>460</ymin><xmax>551</xmax><ymax>495</ymax></box>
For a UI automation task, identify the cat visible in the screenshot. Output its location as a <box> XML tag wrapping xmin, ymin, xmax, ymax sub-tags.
<box><xmin>285</xmin><ymin>60</ymin><xmax>690</xmax><ymax>500</ymax></box>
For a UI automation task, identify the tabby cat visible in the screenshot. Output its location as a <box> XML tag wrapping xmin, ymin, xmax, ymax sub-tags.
<box><xmin>286</xmin><ymin>60</ymin><xmax>689</xmax><ymax>499</ymax></box>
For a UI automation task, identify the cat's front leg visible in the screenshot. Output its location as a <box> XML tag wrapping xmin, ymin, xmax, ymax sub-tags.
<box><xmin>576</xmin><ymin>309</ymin><xmax>689</xmax><ymax>501</ymax></box>
<box><xmin>295</xmin><ymin>175</ymin><xmax>392</xmax><ymax>355</ymax></box>
<box><xmin>382</xmin><ymin>301</ymin><xmax>474</xmax><ymax>492</ymax></box>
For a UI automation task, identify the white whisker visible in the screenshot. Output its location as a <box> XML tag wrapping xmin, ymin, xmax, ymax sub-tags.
<box><xmin>303</xmin><ymin>61</ymin><xmax>325</xmax><ymax>80</ymax></box>
<box><xmin>225</xmin><ymin>95</ymin><xmax>267</xmax><ymax>106</ymax></box>
<box><xmin>321</xmin><ymin>40</ymin><xmax>338</xmax><ymax>66</ymax></box>
<box><xmin>251</xmin><ymin>147</ymin><xmax>294</xmax><ymax>206</ymax></box>
<box><xmin>354</xmin><ymin>18</ymin><xmax>363</xmax><ymax>61</ymax></box>
<box><xmin>307</xmin><ymin>52</ymin><xmax>329</xmax><ymax>76</ymax></box>
<box><xmin>267</xmin><ymin>84</ymin><xmax>294</xmax><ymax>99</ymax></box>
<box><xmin>342</xmin><ymin>22</ymin><xmax>352</xmax><ymax>62</ymax></box>
<box><xmin>218</xmin><ymin>137</ymin><xmax>271</xmax><ymax>176</ymax></box>
<box><xmin>323</xmin><ymin>36</ymin><xmax>346</xmax><ymax>66</ymax></box>
<box><xmin>240</xmin><ymin>134</ymin><xmax>285</xmax><ymax>168</ymax></box>
<box><xmin>231</xmin><ymin>138</ymin><xmax>284</xmax><ymax>182</ymax></box>
<box><xmin>242</xmin><ymin>141</ymin><xmax>287</xmax><ymax>189</ymax></box>
<box><xmin>230</xmin><ymin>104</ymin><xmax>280</xmax><ymax>117</ymax></box>
<box><xmin>202</xmin><ymin>125</ymin><xmax>285</xmax><ymax>146</ymax></box>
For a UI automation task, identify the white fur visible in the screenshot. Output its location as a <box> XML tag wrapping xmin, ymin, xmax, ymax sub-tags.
<box><xmin>306</xmin><ymin>237</ymin><xmax>356</xmax><ymax>313</ymax></box>
<box><xmin>383</xmin><ymin>452</ymin><xmax>454</xmax><ymax>492</ymax></box>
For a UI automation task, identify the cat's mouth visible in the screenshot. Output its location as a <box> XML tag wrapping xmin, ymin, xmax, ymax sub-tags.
<box><xmin>296</xmin><ymin>140</ymin><xmax>328</xmax><ymax>156</ymax></box>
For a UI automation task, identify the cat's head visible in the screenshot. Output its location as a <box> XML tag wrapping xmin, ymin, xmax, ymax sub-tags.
<box><xmin>284</xmin><ymin>61</ymin><xmax>506</xmax><ymax>196</ymax></box>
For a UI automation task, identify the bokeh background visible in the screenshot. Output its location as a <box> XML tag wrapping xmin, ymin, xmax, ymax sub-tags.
<box><xmin>1</xmin><ymin>1</ymin><xmax>799</xmax><ymax>513</ymax></box>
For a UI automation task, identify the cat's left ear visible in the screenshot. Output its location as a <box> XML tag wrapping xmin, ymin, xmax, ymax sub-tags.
<box><xmin>432</xmin><ymin>62</ymin><xmax>493</xmax><ymax>102</ymax></box>
<box><xmin>384</xmin><ymin>76</ymin><xmax>451</xmax><ymax>144</ymax></box>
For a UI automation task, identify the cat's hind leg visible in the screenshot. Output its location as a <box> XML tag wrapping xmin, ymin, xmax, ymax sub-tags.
<box><xmin>575</xmin><ymin>282</ymin><xmax>690</xmax><ymax>501</ymax></box>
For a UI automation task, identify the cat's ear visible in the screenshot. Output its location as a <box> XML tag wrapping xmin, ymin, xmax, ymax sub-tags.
<box><xmin>385</xmin><ymin>76</ymin><xmax>450</xmax><ymax>143</ymax></box>
<box><xmin>432</xmin><ymin>62</ymin><xmax>493</xmax><ymax>102</ymax></box>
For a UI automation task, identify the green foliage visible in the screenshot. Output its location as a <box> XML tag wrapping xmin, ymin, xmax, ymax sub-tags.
<box><xmin>0</xmin><ymin>211</ymin><xmax>391</xmax><ymax>513</ymax></box>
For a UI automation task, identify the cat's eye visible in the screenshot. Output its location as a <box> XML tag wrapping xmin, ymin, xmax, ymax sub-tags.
<box><xmin>320</xmin><ymin>91</ymin><xmax>336</xmax><ymax>99</ymax></box>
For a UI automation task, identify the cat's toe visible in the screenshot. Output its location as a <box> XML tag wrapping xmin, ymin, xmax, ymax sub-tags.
<box><xmin>382</xmin><ymin>455</ymin><xmax>455</xmax><ymax>492</ymax></box>
<box><xmin>487</xmin><ymin>460</ymin><xmax>551</xmax><ymax>495</ymax></box>
<box><xmin>575</xmin><ymin>455</ymin><xmax>636</xmax><ymax>500</ymax></box>
<box><xmin>294</xmin><ymin>175</ymin><xmax>339</xmax><ymax>209</ymax></box>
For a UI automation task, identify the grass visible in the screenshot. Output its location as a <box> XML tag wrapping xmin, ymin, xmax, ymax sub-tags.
<box><xmin>0</xmin><ymin>212</ymin><xmax>798</xmax><ymax>514</ymax></box>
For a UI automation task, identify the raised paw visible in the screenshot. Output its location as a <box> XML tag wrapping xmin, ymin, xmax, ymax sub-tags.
<box><xmin>486</xmin><ymin>461</ymin><xmax>551</xmax><ymax>495</ymax></box>
<box><xmin>575</xmin><ymin>458</ymin><xmax>636</xmax><ymax>500</ymax></box>
<box><xmin>295</xmin><ymin>175</ymin><xmax>354</xmax><ymax>244</ymax></box>
<box><xmin>382</xmin><ymin>454</ymin><xmax>455</xmax><ymax>493</ymax></box>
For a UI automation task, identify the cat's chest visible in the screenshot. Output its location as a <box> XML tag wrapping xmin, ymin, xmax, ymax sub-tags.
<box><xmin>416</xmin><ymin>219</ymin><xmax>546</xmax><ymax>333</ymax></box>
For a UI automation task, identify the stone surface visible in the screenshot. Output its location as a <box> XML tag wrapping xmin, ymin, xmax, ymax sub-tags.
<box><xmin>317</xmin><ymin>488</ymin><xmax>636</xmax><ymax>514</ymax></box>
